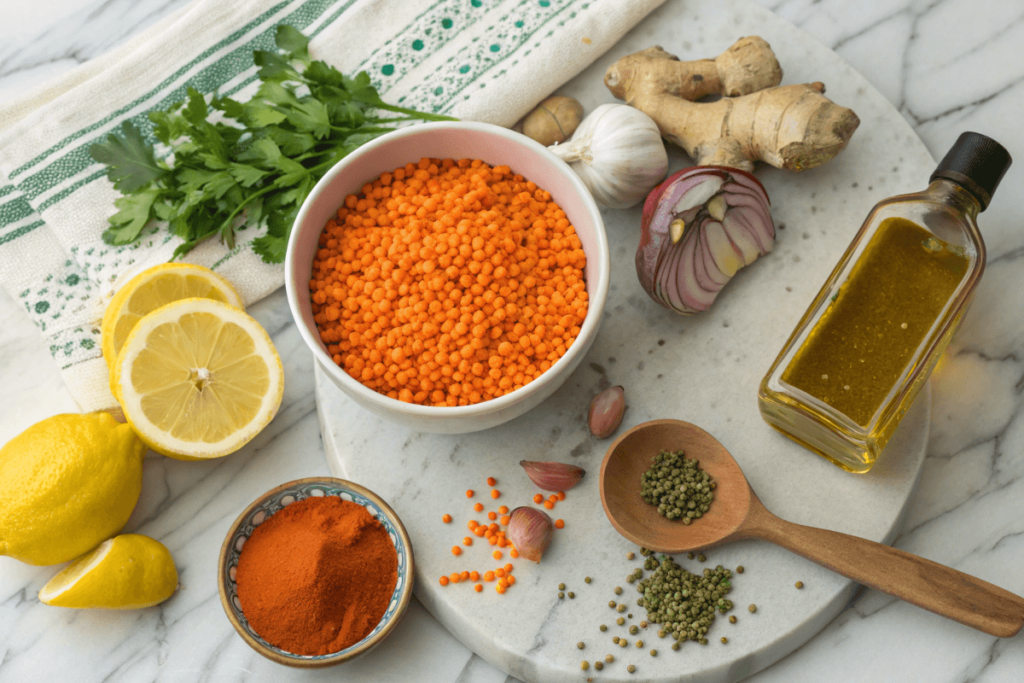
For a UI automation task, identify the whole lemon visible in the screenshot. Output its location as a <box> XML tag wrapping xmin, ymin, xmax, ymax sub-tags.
<box><xmin>0</xmin><ymin>413</ymin><xmax>147</xmax><ymax>565</ymax></box>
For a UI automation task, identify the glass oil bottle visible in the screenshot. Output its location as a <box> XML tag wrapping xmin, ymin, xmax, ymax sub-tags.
<box><xmin>759</xmin><ymin>132</ymin><xmax>1012</xmax><ymax>473</ymax></box>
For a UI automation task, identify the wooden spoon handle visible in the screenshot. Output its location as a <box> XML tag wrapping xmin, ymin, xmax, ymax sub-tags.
<box><xmin>751</xmin><ymin>510</ymin><xmax>1024</xmax><ymax>637</ymax></box>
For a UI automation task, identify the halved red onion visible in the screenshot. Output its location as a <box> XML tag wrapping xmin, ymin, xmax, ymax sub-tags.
<box><xmin>636</xmin><ymin>166</ymin><xmax>774</xmax><ymax>314</ymax></box>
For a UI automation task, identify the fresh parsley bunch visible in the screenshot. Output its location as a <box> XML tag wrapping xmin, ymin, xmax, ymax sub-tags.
<box><xmin>91</xmin><ymin>25</ymin><xmax>454</xmax><ymax>263</ymax></box>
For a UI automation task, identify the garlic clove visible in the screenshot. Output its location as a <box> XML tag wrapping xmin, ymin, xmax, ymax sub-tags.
<box><xmin>670</xmin><ymin>219</ymin><xmax>686</xmax><ymax>244</ymax></box>
<box><xmin>520</xmin><ymin>460</ymin><xmax>586</xmax><ymax>491</ymax></box>
<box><xmin>589</xmin><ymin>385</ymin><xmax>626</xmax><ymax>438</ymax></box>
<box><xmin>507</xmin><ymin>507</ymin><xmax>554</xmax><ymax>563</ymax></box>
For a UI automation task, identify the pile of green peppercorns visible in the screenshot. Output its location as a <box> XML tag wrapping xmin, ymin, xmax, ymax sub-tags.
<box><xmin>635</xmin><ymin>554</ymin><xmax>733</xmax><ymax>645</ymax></box>
<box><xmin>640</xmin><ymin>449</ymin><xmax>715</xmax><ymax>522</ymax></box>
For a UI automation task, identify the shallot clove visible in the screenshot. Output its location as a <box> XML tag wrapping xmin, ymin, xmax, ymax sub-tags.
<box><xmin>507</xmin><ymin>507</ymin><xmax>554</xmax><ymax>563</ymax></box>
<box><xmin>589</xmin><ymin>386</ymin><xmax>625</xmax><ymax>438</ymax></box>
<box><xmin>520</xmin><ymin>460</ymin><xmax>586</xmax><ymax>491</ymax></box>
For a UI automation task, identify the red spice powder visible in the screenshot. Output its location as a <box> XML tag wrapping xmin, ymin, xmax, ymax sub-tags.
<box><xmin>235</xmin><ymin>496</ymin><xmax>398</xmax><ymax>656</ymax></box>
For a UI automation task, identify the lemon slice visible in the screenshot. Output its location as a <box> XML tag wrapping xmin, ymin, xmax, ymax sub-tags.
<box><xmin>101</xmin><ymin>263</ymin><xmax>244</xmax><ymax>370</ymax></box>
<box><xmin>113</xmin><ymin>298</ymin><xmax>284</xmax><ymax>460</ymax></box>
<box><xmin>39</xmin><ymin>534</ymin><xmax>178</xmax><ymax>609</ymax></box>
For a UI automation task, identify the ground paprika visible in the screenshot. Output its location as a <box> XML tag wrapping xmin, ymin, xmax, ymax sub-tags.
<box><xmin>235</xmin><ymin>495</ymin><xmax>398</xmax><ymax>656</ymax></box>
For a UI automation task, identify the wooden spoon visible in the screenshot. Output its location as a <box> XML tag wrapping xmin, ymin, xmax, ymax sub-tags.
<box><xmin>599</xmin><ymin>419</ymin><xmax>1024</xmax><ymax>637</ymax></box>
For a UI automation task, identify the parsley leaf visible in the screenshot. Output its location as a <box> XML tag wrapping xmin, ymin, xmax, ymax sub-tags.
<box><xmin>91</xmin><ymin>121</ymin><xmax>166</xmax><ymax>192</ymax></box>
<box><xmin>89</xmin><ymin>23</ymin><xmax>456</xmax><ymax>263</ymax></box>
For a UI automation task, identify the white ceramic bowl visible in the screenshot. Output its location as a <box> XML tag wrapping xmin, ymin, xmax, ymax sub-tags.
<box><xmin>285</xmin><ymin>121</ymin><xmax>609</xmax><ymax>434</ymax></box>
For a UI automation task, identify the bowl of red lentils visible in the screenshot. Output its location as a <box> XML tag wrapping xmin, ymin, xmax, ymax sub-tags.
<box><xmin>285</xmin><ymin>121</ymin><xmax>609</xmax><ymax>433</ymax></box>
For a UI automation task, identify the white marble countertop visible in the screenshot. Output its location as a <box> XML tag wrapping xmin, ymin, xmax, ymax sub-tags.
<box><xmin>2</xmin><ymin>1</ymin><xmax>1023</xmax><ymax>682</ymax></box>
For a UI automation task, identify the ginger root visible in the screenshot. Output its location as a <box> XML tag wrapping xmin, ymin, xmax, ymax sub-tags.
<box><xmin>605</xmin><ymin>37</ymin><xmax>782</xmax><ymax>101</ymax></box>
<box><xmin>605</xmin><ymin>41</ymin><xmax>859</xmax><ymax>173</ymax></box>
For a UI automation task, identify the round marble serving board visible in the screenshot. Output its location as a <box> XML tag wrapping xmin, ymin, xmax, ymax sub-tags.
<box><xmin>315</xmin><ymin>0</ymin><xmax>936</xmax><ymax>680</ymax></box>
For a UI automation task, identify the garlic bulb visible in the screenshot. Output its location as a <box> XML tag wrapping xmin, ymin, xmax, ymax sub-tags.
<box><xmin>548</xmin><ymin>104</ymin><xmax>668</xmax><ymax>209</ymax></box>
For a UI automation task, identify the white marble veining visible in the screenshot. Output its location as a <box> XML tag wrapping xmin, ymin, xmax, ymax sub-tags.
<box><xmin>1</xmin><ymin>0</ymin><xmax>1023</xmax><ymax>682</ymax></box>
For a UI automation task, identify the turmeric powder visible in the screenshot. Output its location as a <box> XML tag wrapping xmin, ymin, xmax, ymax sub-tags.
<box><xmin>311</xmin><ymin>157</ymin><xmax>589</xmax><ymax>406</ymax></box>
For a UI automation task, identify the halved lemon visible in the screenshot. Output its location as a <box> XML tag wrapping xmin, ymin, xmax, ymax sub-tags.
<box><xmin>39</xmin><ymin>534</ymin><xmax>178</xmax><ymax>609</ymax></box>
<box><xmin>112</xmin><ymin>298</ymin><xmax>284</xmax><ymax>460</ymax></box>
<box><xmin>101</xmin><ymin>263</ymin><xmax>244</xmax><ymax>370</ymax></box>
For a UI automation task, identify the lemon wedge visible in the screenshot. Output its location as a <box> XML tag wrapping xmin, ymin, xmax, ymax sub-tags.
<box><xmin>112</xmin><ymin>298</ymin><xmax>284</xmax><ymax>460</ymax></box>
<box><xmin>39</xmin><ymin>534</ymin><xmax>178</xmax><ymax>609</ymax></box>
<box><xmin>101</xmin><ymin>263</ymin><xmax>243</xmax><ymax>370</ymax></box>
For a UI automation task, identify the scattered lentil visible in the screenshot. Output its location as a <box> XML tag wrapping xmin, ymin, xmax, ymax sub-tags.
<box><xmin>486</xmin><ymin>477</ymin><xmax>497</xmax><ymax>486</ymax></box>
<box><xmin>442</xmin><ymin>514</ymin><xmax>452</xmax><ymax>523</ymax></box>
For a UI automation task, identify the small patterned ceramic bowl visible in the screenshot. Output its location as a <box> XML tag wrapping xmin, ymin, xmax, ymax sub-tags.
<box><xmin>218</xmin><ymin>477</ymin><xmax>414</xmax><ymax>668</ymax></box>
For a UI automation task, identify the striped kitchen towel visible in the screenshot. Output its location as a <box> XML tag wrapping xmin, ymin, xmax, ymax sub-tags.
<box><xmin>0</xmin><ymin>0</ymin><xmax>662</xmax><ymax>412</ymax></box>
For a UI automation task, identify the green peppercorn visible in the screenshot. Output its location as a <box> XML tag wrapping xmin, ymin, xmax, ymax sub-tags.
<box><xmin>721</xmin><ymin>637</ymin><xmax>727</xmax><ymax>644</ymax></box>
<box><xmin>640</xmin><ymin>620</ymin><xmax>647</xmax><ymax>628</ymax></box>
<box><xmin>736</xmin><ymin>566</ymin><xmax>744</xmax><ymax>574</ymax></box>
<box><xmin>650</xmin><ymin>649</ymin><xmax>657</xmax><ymax>656</ymax></box>
<box><xmin>627</xmin><ymin>552</ymin><xmax>635</xmax><ymax>560</ymax></box>
<box><xmin>636</xmin><ymin>640</ymin><xmax>644</xmax><ymax>648</ymax></box>
<box><xmin>568</xmin><ymin>592</ymin><xmax>575</xmax><ymax>599</ymax></box>
<box><xmin>609</xmin><ymin>601</ymin><xmax>616</xmax><ymax>608</ymax></box>
<box><xmin>600</xmin><ymin>624</ymin><xmax>608</xmax><ymax>632</ymax></box>
<box><xmin>618</xmin><ymin>639</ymin><xmax>627</xmax><ymax>648</ymax></box>
<box><xmin>671</xmin><ymin>642</ymin><xmax>680</xmax><ymax>650</ymax></box>
<box><xmin>628</xmin><ymin>665</ymin><xmax>636</xmax><ymax>673</ymax></box>
<box><xmin>613</xmin><ymin>636</ymin><xmax>620</xmax><ymax>644</ymax></box>
<box><xmin>629</xmin><ymin>625</ymin><xmax>638</xmax><ymax>635</ymax></box>
<box><xmin>558</xmin><ymin>592</ymin><xmax>564</xmax><ymax>599</ymax></box>
<box><xmin>594</xmin><ymin>662</ymin><xmax>603</xmax><ymax>671</ymax></box>
<box><xmin>585</xmin><ymin>577</ymin><xmax>592</xmax><ymax>584</ymax></box>
<box><xmin>748</xmin><ymin>604</ymin><xmax>756</xmax><ymax>613</ymax></box>
<box><xmin>558</xmin><ymin>583</ymin><xmax>565</xmax><ymax>590</ymax></box>
<box><xmin>617</xmin><ymin>604</ymin><xmax>626</xmax><ymax>613</ymax></box>
<box><xmin>605</xmin><ymin>655</ymin><xmax>614</xmax><ymax>663</ymax></box>
<box><xmin>614</xmin><ymin>586</ymin><xmax>623</xmax><ymax>595</ymax></box>
<box><xmin>729</xmin><ymin>616</ymin><xmax>737</xmax><ymax>624</ymax></box>
<box><xmin>580</xmin><ymin>661</ymin><xmax>589</xmax><ymax>671</ymax></box>
<box><xmin>640</xmin><ymin>449</ymin><xmax>716</xmax><ymax>520</ymax></box>
<box><xmin>697</xmin><ymin>553</ymin><xmax>706</xmax><ymax>562</ymax></box>
<box><xmin>795</xmin><ymin>581</ymin><xmax>804</xmax><ymax>589</ymax></box>
<box><xmin>617</xmin><ymin>617</ymin><xmax>625</xmax><ymax>626</ymax></box>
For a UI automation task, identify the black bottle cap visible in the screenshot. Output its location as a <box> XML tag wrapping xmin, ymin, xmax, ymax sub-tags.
<box><xmin>930</xmin><ymin>132</ymin><xmax>1011</xmax><ymax>211</ymax></box>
